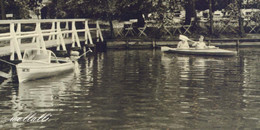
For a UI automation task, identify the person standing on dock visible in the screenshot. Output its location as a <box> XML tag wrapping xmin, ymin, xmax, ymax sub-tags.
<box><xmin>177</xmin><ymin>38</ymin><xmax>190</xmax><ymax>49</ymax></box>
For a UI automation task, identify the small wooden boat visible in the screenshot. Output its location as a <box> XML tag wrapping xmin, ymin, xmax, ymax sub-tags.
<box><xmin>161</xmin><ymin>46</ymin><xmax>237</xmax><ymax>56</ymax></box>
<box><xmin>16</xmin><ymin>48</ymin><xmax>75</xmax><ymax>83</ymax></box>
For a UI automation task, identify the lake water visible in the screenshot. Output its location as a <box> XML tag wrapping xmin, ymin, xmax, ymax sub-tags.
<box><xmin>0</xmin><ymin>48</ymin><xmax>260</xmax><ymax>129</ymax></box>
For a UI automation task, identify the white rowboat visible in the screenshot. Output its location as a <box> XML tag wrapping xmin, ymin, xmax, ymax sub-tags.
<box><xmin>16</xmin><ymin>49</ymin><xmax>74</xmax><ymax>83</ymax></box>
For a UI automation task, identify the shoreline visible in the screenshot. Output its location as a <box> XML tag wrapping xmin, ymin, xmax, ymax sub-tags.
<box><xmin>1</xmin><ymin>37</ymin><xmax>260</xmax><ymax>58</ymax></box>
<box><xmin>106</xmin><ymin>39</ymin><xmax>260</xmax><ymax>49</ymax></box>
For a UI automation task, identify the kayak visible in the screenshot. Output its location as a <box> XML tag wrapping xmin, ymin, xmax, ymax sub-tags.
<box><xmin>161</xmin><ymin>46</ymin><xmax>237</xmax><ymax>56</ymax></box>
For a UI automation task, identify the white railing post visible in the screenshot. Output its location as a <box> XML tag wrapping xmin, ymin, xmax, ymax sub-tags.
<box><xmin>16</xmin><ymin>23</ymin><xmax>21</xmax><ymax>45</ymax></box>
<box><xmin>10</xmin><ymin>22</ymin><xmax>22</xmax><ymax>60</ymax></box>
<box><xmin>96</xmin><ymin>21</ymin><xmax>104</xmax><ymax>42</ymax></box>
<box><xmin>71</xmin><ymin>21</ymin><xmax>75</xmax><ymax>47</ymax></box>
<box><xmin>85</xmin><ymin>21</ymin><xmax>88</xmax><ymax>45</ymax></box>
<box><xmin>35</xmin><ymin>22</ymin><xmax>46</xmax><ymax>50</ymax></box>
<box><xmin>56</xmin><ymin>24</ymin><xmax>60</xmax><ymax>51</ymax></box>
<box><xmin>31</xmin><ymin>23</ymin><xmax>37</xmax><ymax>43</ymax></box>
<box><xmin>71</xmin><ymin>21</ymin><xmax>81</xmax><ymax>48</ymax></box>
<box><xmin>10</xmin><ymin>23</ymin><xmax>15</xmax><ymax>60</ymax></box>
<box><xmin>85</xmin><ymin>20</ymin><xmax>93</xmax><ymax>45</ymax></box>
<box><xmin>32</xmin><ymin>34</ymin><xmax>36</xmax><ymax>43</ymax></box>
<box><xmin>48</xmin><ymin>21</ymin><xmax>56</xmax><ymax>41</ymax></box>
<box><xmin>64</xmin><ymin>21</ymin><xmax>69</xmax><ymax>38</ymax></box>
<box><xmin>96</xmin><ymin>21</ymin><xmax>99</xmax><ymax>42</ymax></box>
<box><xmin>56</xmin><ymin>21</ymin><xmax>66</xmax><ymax>51</ymax></box>
<box><xmin>36</xmin><ymin>22</ymin><xmax>40</xmax><ymax>48</ymax></box>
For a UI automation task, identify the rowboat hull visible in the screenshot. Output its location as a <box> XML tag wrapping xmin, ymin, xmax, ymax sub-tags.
<box><xmin>161</xmin><ymin>46</ymin><xmax>237</xmax><ymax>56</ymax></box>
<box><xmin>16</xmin><ymin>60</ymin><xmax>74</xmax><ymax>83</ymax></box>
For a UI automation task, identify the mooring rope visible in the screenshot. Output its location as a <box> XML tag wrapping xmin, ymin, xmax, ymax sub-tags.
<box><xmin>0</xmin><ymin>59</ymin><xmax>16</xmax><ymax>66</ymax></box>
<box><xmin>78</xmin><ymin>48</ymin><xmax>93</xmax><ymax>59</ymax></box>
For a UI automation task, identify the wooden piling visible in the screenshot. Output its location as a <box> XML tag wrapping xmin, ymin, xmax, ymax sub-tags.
<box><xmin>152</xmin><ymin>41</ymin><xmax>156</xmax><ymax>48</ymax></box>
<box><xmin>236</xmin><ymin>39</ymin><xmax>240</xmax><ymax>51</ymax></box>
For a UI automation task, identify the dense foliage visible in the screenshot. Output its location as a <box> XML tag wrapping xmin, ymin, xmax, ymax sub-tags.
<box><xmin>0</xmin><ymin>0</ymin><xmax>31</xmax><ymax>19</ymax></box>
<box><xmin>45</xmin><ymin>0</ymin><xmax>154</xmax><ymax>20</ymax></box>
<box><xmin>0</xmin><ymin>0</ymin><xmax>44</xmax><ymax>19</ymax></box>
<box><xmin>0</xmin><ymin>0</ymin><xmax>259</xmax><ymax>38</ymax></box>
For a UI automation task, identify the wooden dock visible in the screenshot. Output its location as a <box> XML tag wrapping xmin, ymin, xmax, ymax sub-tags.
<box><xmin>0</xmin><ymin>37</ymin><xmax>85</xmax><ymax>57</ymax></box>
<box><xmin>0</xmin><ymin>19</ymin><xmax>104</xmax><ymax>60</ymax></box>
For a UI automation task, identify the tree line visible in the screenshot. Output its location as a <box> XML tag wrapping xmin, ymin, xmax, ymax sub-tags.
<box><xmin>0</xmin><ymin>0</ymin><xmax>259</xmax><ymax>37</ymax></box>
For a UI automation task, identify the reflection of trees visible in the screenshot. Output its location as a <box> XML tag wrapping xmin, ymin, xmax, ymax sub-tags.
<box><xmin>161</xmin><ymin>54</ymin><xmax>248</xmax><ymax>128</ymax></box>
<box><xmin>1</xmin><ymin>49</ymin><xmax>260</xmax><ymax>129</ymax></box>
<box><xmin>81</xmin><ymin>49</ymin><xmax>259</xmax><ymax>129</ymax></box>
<box><xmin>81</xmin><ymin>50</ymin><xmax>170</xmax><ymax>128</ymax></box>
<box><xmin>80</xmin><ymin>49</ymin><xmax>260</xmax><ymax>129</ymax></box>
<box><xmin>240</xmin><ymin>49</ymin><xmax>260</xmax><ymax>128</ymax></box>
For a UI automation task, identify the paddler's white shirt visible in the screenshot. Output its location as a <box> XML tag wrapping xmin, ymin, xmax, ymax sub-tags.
<box><xmin>177</xmin><ymin>40</ymin><xmax>190</xmax><ymax>49</ymax></box>
<box><xmin>193</xmin><ymin>41</ymin><xmax>207</xmax><ymax>49</ymax></box>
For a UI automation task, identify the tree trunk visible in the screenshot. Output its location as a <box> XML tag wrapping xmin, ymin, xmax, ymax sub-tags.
<box><xmin>0</xmin><ymin>0</ymin><xmax>6</xmax><ymax>19</ymax></box>
<box><xmin>191</xmin><ymin>0</ymin><xmax>197</xmax><ymax>26</ymax></box>
<box><xmin>184</xmin><ymin>0</ymin><xmax>192</xmax><ymax>24</ymax></box>
<box><xmin>108</xmin><ymin>18</ymin><xmax>115</xmax><ymax>38</ymax></box>
<box><xmin>209</xmin><ymin>0</ymin><xmax>214</xmax><ymax>35</ymax></box>
<box><xmin>184</xmin><ymin>0</ymin><xmax>196</xmax><ymax>25</ymax></box>
<box><xmin>238</xmin><ymin>0</ymin><xmax>245</xmax><ymax>37</ymax></box>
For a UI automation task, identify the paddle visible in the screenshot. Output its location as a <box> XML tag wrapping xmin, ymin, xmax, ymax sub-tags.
<box><xmin>79</xmin><ymin>48</ymin><xmax>92</xmax><ymax>57</ymax></box>
<box><xmin>179</xmin><ymin>35</ymin><xmax>217</xmax><ymax>48</ymax></box>
<box><xmin>179</xmin><ymin>35</ymin><xmax>196</xmax><ymax>43</ymax></box>
<box><xmin>73</xmin><ymin>48</ymin><xmax>93</xmax><ymax>60</ymax></box>
<box><xmin>72</xmin><ymin>48</ymin><xmax>92</xmax><ymax>75</ymax></box>
<box><xmin>161</xmin><ymin>46</ymin><xmax>171</xmax><ymax>52</ymax></box>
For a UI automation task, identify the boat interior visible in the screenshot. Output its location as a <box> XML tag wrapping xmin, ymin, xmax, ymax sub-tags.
<box><xmin>22</xmin><ymin>49</ymin><xmax>70</xmax><ymax>64</ymax></box>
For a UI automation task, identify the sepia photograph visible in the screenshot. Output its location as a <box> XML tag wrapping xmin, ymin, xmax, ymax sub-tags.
<box><xmin>0</xmin><ymin>0</ymin><xmax>260</xmax><ymax>129</ymax></box>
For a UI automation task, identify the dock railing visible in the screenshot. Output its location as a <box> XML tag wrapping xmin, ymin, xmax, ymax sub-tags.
<box><xmin>0</xmin><ymin>19</ymin><xmax>103</xmax><ymax>61</ymax></box>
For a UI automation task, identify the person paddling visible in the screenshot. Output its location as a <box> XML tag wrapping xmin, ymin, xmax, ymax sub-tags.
<box><xmin>177</xmin><ymin>37</ymin><xmax>190</xmax><ymax>49</ymax></box>
<box><xmin>192</xmin><ymin>35</ymin><xmax>207</xmax><ymax>49</ymax></box>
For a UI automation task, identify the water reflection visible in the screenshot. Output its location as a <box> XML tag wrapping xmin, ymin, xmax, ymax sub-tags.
<box><xmin>161</xmin><ymin>53</ymin><xmax>246</xmax><ymax>129</ymax></box>
<box><xmin>0</xmin><ymin>49</ymin><xmax>260</xmax><ymax>129</ymax></box>
<box><xmin>240</xmin><ymin>48</ymin><xmax>260</xmax><ymax>128</ymax></box>
<box><xmin>0</xmin><ymin>72</ymin><xmax>76</xmax><ymax>128</ymax></box>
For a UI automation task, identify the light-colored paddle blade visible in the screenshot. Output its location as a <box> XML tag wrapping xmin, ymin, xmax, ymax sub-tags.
<box><xmin>208</xmin><ymin>46</ymin><xmax>218</xmax><ymax>49</ymax></box>
<box><xmin>179</xmin><ymin>35</ymin><xmax>196</xmax><ymax>43</ymax></box>
<box><xmin>179</xmin><ymin>35</ymin><xmax>189</xmax><ymax>41</ymax></box>
<box><xmin>161</xmin><ymin>46</ymin><xmax>171</xmax><ymax>52</ymax></box>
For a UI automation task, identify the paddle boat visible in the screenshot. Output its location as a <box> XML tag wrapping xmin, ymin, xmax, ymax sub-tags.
<box><xmin>16</xmin><ymin>48</ymin><xmax>75</xmax><ymax>83</ymax></box>
<box><xmin>161</xmin><ymin>46</ymin><xmax>237</xmax><ymax>56</ymax></box>
<box><xmin>161</xmin><ymin>35</ymin><xmax>237</xmax><ymax>56</ymax></box>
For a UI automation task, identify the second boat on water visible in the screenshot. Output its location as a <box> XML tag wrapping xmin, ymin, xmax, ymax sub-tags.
<box><xmin>161</xmin><ymin>46</ymin><xmax>237</xmax><ymax>56</ymax></box>
<box><xmin>16</xmin><ymin>48</ymin><xmax>75</xmax><ymax>83</ymax></box>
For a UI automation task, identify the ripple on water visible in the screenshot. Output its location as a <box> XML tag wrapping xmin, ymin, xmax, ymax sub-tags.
<box><xmin>0</xmin><ymin>49</ymin><xmax>260</xmax><ymax>129</ymax></box>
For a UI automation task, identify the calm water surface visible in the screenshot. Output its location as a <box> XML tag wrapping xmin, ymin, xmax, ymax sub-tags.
<box><xmin>0</xmin><ymin>48</ymin><xmax>260</xmax><ymax>129</ymax></box>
